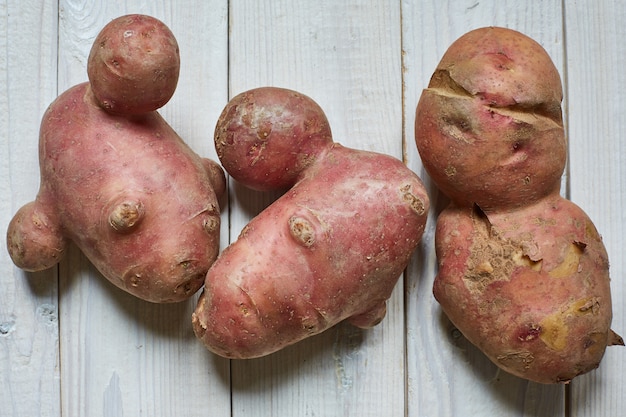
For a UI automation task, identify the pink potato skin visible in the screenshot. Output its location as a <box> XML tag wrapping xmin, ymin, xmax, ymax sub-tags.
<box><xmin>192</xmin><ymin>143</ymin><xmax>429</xmax><ymax>359</ymax></box>
<box><xmin>7</xmin><ymin>82</ymin><xmax>224</xmax><ymax>303</ymax></box>
<box><xmin>415</xmin><ymin>26</ymin><xmax>566</xmax><ymax>212</ymax></box>
<box><xmin>433</xmin><ymin>26</ymin><xmax>563</xmax><ymax>111</ymax></box>
<box><xmin>87</xmin><ymin>14</ymin><xmax>180</xmax><ymax>115</ymax></box>
<box><xmin>415</xmin><ymin>27</ymin><xmax>622</xmax><ymax>383</ymax></box>
<box><xmin>415</xmin><ymin>90</ymin><xmax>565</xmax><ymax>212</ymax></box>
<box><xmin>214</xmin><ymin>87</ymin><xmax>334</xmax><ymax>191</ymax></box>
<box><xmin>434</xmin><ymin>198</ymin><xmax>618</xmax><ymax>383</ymax></box>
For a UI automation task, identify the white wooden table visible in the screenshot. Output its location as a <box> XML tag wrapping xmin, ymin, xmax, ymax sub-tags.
<box><xmin>1</xmin><ymin>1</ymin><xmax>624</xmax><ymax>416</ymax></box>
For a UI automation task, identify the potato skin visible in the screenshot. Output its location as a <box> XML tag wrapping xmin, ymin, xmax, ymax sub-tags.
<box><xmin>415</xmin><ymin>26</ymin><xmax>566</xmax><ymax>212</ymax></box>
<box><xmin>193</xmin><ymin>144</ymin><xmax>428</xmax><ymax>358</ymax></box>
<box><xmin>6</xmin><ymin>15</ymin><xmax>224</xmax><ymax>303</ymax></box>
<box><xmin>87</xmin><ymin>14</ymin><xmax>180</xmax><ymax>115</ymax></box>
<box><xmin>434</xmin><ymin>200</ymin><xmax>617</xmax><ymax>383</ymax></box>
<box><xmin>6</xmin><ymin>83</ymin><xmax>223</xmax><ymax>302</ymax></box>
<box><xmin>415</xmin><ymin>90</ymin><xmax>565</xmax><ymax>211</ymax></box>
<box><xmin>214</xmin><ymin>87</ymin><xmax>333</xmax><ymax>191</ymax></box>
<box><xmin>433</xmin><ymin>26</ymin><xmax>563</xmax><ymax>111</ymax></box>
<box><xmin>193</xmin><ymin>86</ymin><xmax>429</xmax><ymax>358</ymax></box>
<box><xmin>415</xmin><ymin>27</ymin><xmax>622</xmax><ymax>383</ymax></box>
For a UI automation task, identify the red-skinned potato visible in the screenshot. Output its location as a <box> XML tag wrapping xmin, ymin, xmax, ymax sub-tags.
<box><xmin>415</xmin><ymin>26</ymin><xmax>566</xmax><ymax>212</ymax></box>
<box><xmin>415</xmin><ymin>27</ymin><xmax>622</xmax><ymax>383</ymax></box>
<box><xmin>214</xmin><ymin>88</ymin><xmax>333</xmax><ymax>191</ymax></box>
<box><xmin>6</xmin><ymin>15</ymin><xmax>225</xmax><ymax>303</ymax></box>
<box><xmin>434</xmin><ymin>200</ymin><xmax>621</xmax><ymax>383</ymax></box>
<box><xmin>87</xmin><ymin>14</ymin><xmax>181</xmax><ymax>115</ymax></box>
<box><xmin>192</xmin><ymin>87</ymin><xmax>429</xmax><ymax>358</ymax></box>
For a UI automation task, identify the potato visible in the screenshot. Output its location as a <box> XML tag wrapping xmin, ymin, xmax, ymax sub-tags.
<box><xmin>435</xmin><ymin>201</ymin><xmax>622</xmax><ymax>383</ymax></box>
<box><xmin>192</xmin><ymin>87</ymin><xmax>429</xmax><ymax>358</ymax></box>
<box><xmin>87</xmin><ymin>14</ymin><xmax>180</xmax><ymax>115</ymax></box>
<box><xmin>6</xmin><ymin>15</ymin><xmax>225</xmax><ymax>303</ymax></box>
<box><xmin>214</xmin><ymin>87</ymin><xmax>333</xmax><ymax>191</ymax></box>
<box><xmin>415</xmin><ymin>27</ymin><xmax>622</xmax><ymax>383</ymax></box>
<box><xmin>415</xmin><ymin>26</ymin><xmax>565</xmax><ymax>212</ymax></box>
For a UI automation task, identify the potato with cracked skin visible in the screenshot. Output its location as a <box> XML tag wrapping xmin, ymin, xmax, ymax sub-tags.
<box><xmin>415</xmin><ymin>26</ymin><xmax>566</xmax><ymax>212</ymax></box>
<box><xmin>415</xmin><ymin>26</ymin><xmax>622</xmax><ymax>383</ymax></box>
<box><xmin>435</xmin><ymin>201</ymin><xmax>622</xmax><ymax>383</ymax></box>
<box><xmin>6</xmin><ymin>14</ymin><xmax>225</xmax><ymax>303</ymax></box>
<box><xmin>192</xmin><ymin>87</ymin><xmax>429</xmax><ymax>358</ymax></box>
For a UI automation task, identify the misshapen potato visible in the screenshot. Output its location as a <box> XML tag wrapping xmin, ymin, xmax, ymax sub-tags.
<box><xmin>435</xmin><ymin>201</ymin><xmax>622</xmax><ymax>383</ymax></box>
<box><xmin>415</xmin><ymin>27</ymin><xmax>622</xmax><ymax>383</ymax></box>
<box><xmin>214</xmin><ymin>88</ymin><xmax>334</xmax><ymax>191</ymax></box>
<box><xmin>415</xmin><ymin>26</ymin><xmax>566</xmax><ymax>212</ymax></box>
<box><xmin>193</xmin><ymin>87</ymin><xmax>429</xmax><ymax>358</ymax></box>
<box><xmin>6</xmin><ymin>15</ymin><xmax>225</xmax><ymax>303</ymax></box>
<box><xmin>88</xmin><ymin>14</ymin><xmax>181</xmax><ymax>115</ymax></box>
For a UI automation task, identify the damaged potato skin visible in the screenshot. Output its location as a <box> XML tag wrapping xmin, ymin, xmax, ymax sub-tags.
<box><xmin>415</xmin><ymin>90</ymin><xmax>565</xmax><ymax>211</ymax></box>
<box><xmin>415</xmin><ymin>27</ymin><xmax>622</xmax><ymax>383</ymax></box>
<box><xmin>193</xmin><ymin>87</ymin><xmax>429</xmax><ymax>358</ymax></box>
<box><xmin>415</xmin><ymin>26</ymin><xmax>566</xmax><ymax>212</ymax></box>
<box><xmin>435</xmin><ymin>200</ymin><xmax>620</xmax><ymax>383</ymax></box>
<box><xmin>6</xmin><ymin>15</ymin><xmax>225</xmax><ymax>303</ymax></box>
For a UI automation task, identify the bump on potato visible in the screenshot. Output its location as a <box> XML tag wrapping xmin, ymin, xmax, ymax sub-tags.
<box><xmin>193</xmin><ymin>87</ymin><xmax>430</xmax><ymax>358</ymax></box>
<box><xmin>87</xmin><ymin>14</ymin><xmax>180</xmax><ymax>115</ymax></box>
<box><xmin>6</xmin><ymin>15</ymin><xmax>225</xmax><ymax>303</ymax></box>
<box><xmin>214</xmin><ymin>87</ymin><xmax>334</xmax><ymax>191</ymax></box>
<box><xmin>415</xmin><ymin>26</ymin><xmax>622</xmax><ymax>384</ymax></box>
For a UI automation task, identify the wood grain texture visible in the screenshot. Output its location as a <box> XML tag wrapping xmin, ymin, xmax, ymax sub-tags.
<box><xmin>401</xmin><ymin>1</ymin><xmax>567</xmax><ymax>416</ymax></box>
<box><xmin>0</xmin><ymin>1</ymin><xmax>624</xmax><ymax>416</ymax></box>
<box><xmin>0</xmin><ymin>1</ymin><xmax>61</xmax><ymax>416</ymax></box>
<box><xmin>564</xmin><ymin>1</ymin><xmax>626</xmax><ymax>416</ymax></box>
<box><xmin>226</xmin><ymin>2</ymin><xmax>406</xmax><ymax>416</ymax></box>
<box><xmin>55</xmin><ymin>2</ymin><xmax>231</xmax><ymax>417</ymax></box>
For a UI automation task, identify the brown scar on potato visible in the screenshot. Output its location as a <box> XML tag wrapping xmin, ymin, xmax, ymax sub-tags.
<box><xmin>401</xmin><ymin>184</ymin><xmax>427</xmax><ymax>216</ymax></box>
<box><xmin>289</xmin><ymin>216</ymin><xmax>316</xmax><ymax>248</ymax></box>
<box><xmin>496</xmin><ymin>350</ymin><xmax>535</xmax><ymax>370</ymax></box>
<box><xmin>465</xmin><ymin>205</ymin><xmax>594</xmax><ymax>294</ymax></box>
<box><xmin>427</xmin><ymin>67</ymin><xmax>563</xmax><ymax>127</ymax></box>
<box><xmin>108</xmin><ymin>200</ymin><xmax>145</xmax><ymax>232</ymax></box>
<box><xmin>517</xmin><ymin>323</ymin><xmax>542</xmax><ymax>342</ymax></box>
<box><xmin>464</xmin><ymin>204</ymin><xmax>542</xmax><ymax>293</ymax></box>
<box><xmin>427</xmin><ymin>68</ymin><xmax>564</xmax><ymax>145</ymax></box>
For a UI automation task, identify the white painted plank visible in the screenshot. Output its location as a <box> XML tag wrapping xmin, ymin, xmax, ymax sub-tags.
<box><xmin>0</xmin><ymin>1</ymin><xmax>61</xmax><ymax>416</ymax></box>
<box><xmin>3</xmin><ymin>2</ymin><xmax>623</xmax><ymax>417</ymax></box>
<box><xmin>226</xmin><ymin>1</ymin><xmax>406</xmax><ymax>416</ymax></box>
<box><xmin>402</xmin><ymin>1</ymin><xmax>566</xmax><ymax>416</ymax></box>
<box><xmin>564</xmin><ymin>2</ymin><xmax>626</xmax><ymax>416</ymax></box>
<box><xmin>55</xmin><ymin>2</ymin><xmax>231</xmax><ymax>416</ymax></box>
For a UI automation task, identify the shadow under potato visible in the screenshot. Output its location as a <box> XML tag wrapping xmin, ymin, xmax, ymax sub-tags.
<box><xmin>438</xmin><ymin>308</ymin><xmax>566</xmax><ymax>415</ymax></box>
<box><xmin>218</xmin><ymin>320</ymin><xmax>367</xmax><ymax>392</ymax></box>
<box><xmin>56</xmin><ymin>243</ymin><xmax>197</xmax><ymax>340</ymax></box>
<box><xmin>229</xmin><ymin>179</ymin><xmax>287</xmax><ymax>220</ymax></box>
